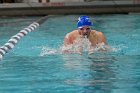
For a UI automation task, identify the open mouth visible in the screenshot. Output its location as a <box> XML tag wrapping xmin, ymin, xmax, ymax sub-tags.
<box><xmin>83</xmin><ymin>32</ymin><xmax>88</xmax><ymax>36</ymax></box>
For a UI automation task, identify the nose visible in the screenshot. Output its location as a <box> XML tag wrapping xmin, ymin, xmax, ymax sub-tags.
<box><xmin>83</xmin><ymin>29</ymin><xmax>88</xmax><ymax>33</ymax></box>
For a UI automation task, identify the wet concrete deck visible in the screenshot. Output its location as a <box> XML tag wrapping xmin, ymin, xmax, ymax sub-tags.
<box><xmin>0</xmin><ymin>1</ymin><xmax>140</xmax><ymax>16</ymax></box>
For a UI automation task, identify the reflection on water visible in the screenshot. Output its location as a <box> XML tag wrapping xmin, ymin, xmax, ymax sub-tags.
<box><xmin>1</xmin><ymin>54</ymin><xmax>140</xmax><ymax>93</ymax></box>
<box><xmin>62</xmin><ymin>53</ymin><xmax>117</xmax><ymax>92</ymax></box>
<box><xmin>62</xmin><ymin>54</ymin><xmax>140</xmax><ymax>93</ymax></box>
<box><xmin>88</xmin><ymin>55</ymin><xmax>116</xmax><ymax>91</ymax></box>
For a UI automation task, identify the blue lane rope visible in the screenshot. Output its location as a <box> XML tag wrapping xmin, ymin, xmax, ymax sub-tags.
<box><xmin>0</xmin><ymin>16</ymin><xmax>48</xmax><ymax>60</ymax></box>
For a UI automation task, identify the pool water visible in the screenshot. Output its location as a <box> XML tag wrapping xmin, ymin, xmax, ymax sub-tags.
<box><xmin>0</xmin><ymin>14</ymin><xmax>140</xmax><ymax>93</ymax></box>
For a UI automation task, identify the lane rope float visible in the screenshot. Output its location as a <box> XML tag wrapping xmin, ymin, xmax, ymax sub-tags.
<box><xmin>0</xmin><ymin>15</ymin><xmax>49</xmax><ymax>60</ymax></box>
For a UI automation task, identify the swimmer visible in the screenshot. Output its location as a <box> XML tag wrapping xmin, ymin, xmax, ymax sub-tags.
<box><xmin>63</xmin><ymin>15</ymin><xmax>108</xmax><ymax>54</ymax></box>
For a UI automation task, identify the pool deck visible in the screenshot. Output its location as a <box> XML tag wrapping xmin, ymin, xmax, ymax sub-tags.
<box><xmin>0</xmin><ymin>1</ymin><xmax>140</xmax><ymax>16</ymax></box>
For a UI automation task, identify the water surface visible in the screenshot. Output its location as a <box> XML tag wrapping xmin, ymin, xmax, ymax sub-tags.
<box><xmin>0</xmin><ymin>14</ymin><xmax>140</xmax><ymax>93</ymax></box>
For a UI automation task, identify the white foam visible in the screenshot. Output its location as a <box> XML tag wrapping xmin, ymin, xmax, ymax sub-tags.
<box><xmin>62</xmin><ymin>39</ymin><xmax>128</xmax><ymax>55</ymax></box>
<box><xmin>109</xmin><ymin>44</ymin><xmax>128</xmax><ymax>52</ymax></box>
<box><xmin>40</xmin><ymin>38</ymin><xmax>127</xmax><ymax>56</ymax></box>
<box><xmin>93</xmin><ymin>43</ymin><xmax>109</xmax><ymax>51</ymax></box>
<box><xmin>61</xmin><ymin>37</ymin><xmax>92</xmax><ymax>54</ymax></box>
<box><xmin>61</xmin><ymin>37</ymin><xmax>111</xmax><ymax>54</ymax></box>
<box><xmin>40</xmin><ymin>46</ymin><xmax>58</xmax><ymax>56</ymax></box>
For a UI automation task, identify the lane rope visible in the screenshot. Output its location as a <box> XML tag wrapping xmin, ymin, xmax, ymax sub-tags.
<box><xmin>0</xmin><ymin>16</ymin><xmax>48</xmax><ymax>60</ymax></box>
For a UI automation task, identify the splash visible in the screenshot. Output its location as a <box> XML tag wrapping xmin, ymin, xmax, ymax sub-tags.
<box><xmin>40</xmin><ymin>43</ymin><xmax>127</xmax><ymax>56</ymax></box>
<box><xmin>40</xmin><ymin>37</ymin><xmax>127</xmax><ymax>56</ymax></box>
<box><xmin>40</xmin><ymin>46</ymin><xmax>58</xmax><ymax>56</ymax></box>
<box><xmin>61</xmin><ymin>37</ymin><xmax>110</xmax><ymax>54</ymax></box>
<box><xmin>109</xmin><ymin>44</ymin><xmax>128</xmax><ymax>53</ymax></box>
<box><xmin>61</xmin><ymin>37</ymin><xmax>92</xmax><ymax>54</ymax></box>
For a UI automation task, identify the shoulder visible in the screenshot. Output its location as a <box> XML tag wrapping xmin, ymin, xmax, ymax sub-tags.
<box><xmin>65</xmin><ymin>30</ymin><xmax>78</xmax><ymax>37</ymax></box>
<box><xmin>64</xmin><ymin>30</ymin><xmax>78</xmax><ymax>45</ymax></box>
<box><xmin>90</xmin><ymin>30</ymin><xmax>102</xmax><ymax>35</ymax></box>
<box><xmin>90</xmin><ymin>30</ymin><xmax>105</xmax><ymax>39</ymax></box>
<box><xmin>65</xmin><ymin>30</ymin><xmax>78</xmax><ymax>39</ymax></box>
<box><xmin>92</xmin><ymin>30</ymin><xmax>104</xmax><ymax>36</ymax></box>
<box><xmin>69</xmin><ymin>30</ymin><xmax>78</xmax><ymax>34</ymax></box>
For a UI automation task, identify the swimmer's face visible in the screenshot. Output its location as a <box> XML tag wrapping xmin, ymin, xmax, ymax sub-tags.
<box><xmin>78</xmin><ymin>26</ymin><xmax>91</xmax><ymax>36</ymax></box>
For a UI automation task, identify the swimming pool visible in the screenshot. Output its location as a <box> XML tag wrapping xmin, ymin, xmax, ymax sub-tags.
<box><xmin>0</xmin><ymin>14</ymin><xmax>140</xmax><ymax>93</ymax></box>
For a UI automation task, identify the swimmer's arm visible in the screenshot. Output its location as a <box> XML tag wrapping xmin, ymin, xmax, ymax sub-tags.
<box><xmin>97</xmin><ymin>32</ymin><xmax>109</xmax><ymax>47</ymax></box>
<box><xmin>88</xmin><ymin>32</ymin><xmax>109</xmax><ymax>55</ymax></box>
<box><xmin>62</xmin><ymin>34</ymin><xmax>73</xmax><ymax>53</ymax></box>
<box><xmin>63</xmin><ymin>34</ymin><xmax>82</xmax><ymax>55</ymax></box>
<box><xmin>64</xmin><ymin>34</ymin><xmax>73</xmax><ymax>45</ymax></box>
<box><xmin>100</xmin><ymin>32</ymin><xmax>108</xmax><ymax>45</ymax></box>
<box><xmin>101</xmin><ymin>33</ymin><xmax>110</xmax><ymax>50</ymax></box>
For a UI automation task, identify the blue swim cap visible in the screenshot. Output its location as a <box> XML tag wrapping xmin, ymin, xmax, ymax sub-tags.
<box><xmin>77</xmin><ymin>15</ymin><xmax>92</xmax><ymax>28</ymax></box>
